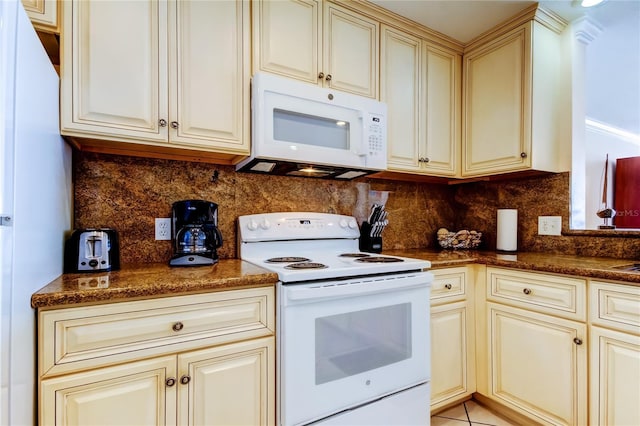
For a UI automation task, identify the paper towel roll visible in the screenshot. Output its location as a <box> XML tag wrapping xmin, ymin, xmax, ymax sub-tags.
<box><xmin>497</xmin><ymin>209</ymin><xmax>518</xmax><ymax>252</ymax></box>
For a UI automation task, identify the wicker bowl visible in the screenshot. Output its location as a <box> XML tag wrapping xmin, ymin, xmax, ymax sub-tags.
<box><xmin>437</xmin><ymin>228</ymin><xmax>482</xmax><ymax>250</ymax></box>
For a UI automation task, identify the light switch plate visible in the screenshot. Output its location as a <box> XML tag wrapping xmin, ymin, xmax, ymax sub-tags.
<box><xmin>538</xmin><ymin>216</ymin><xmax>562</xmax><ymax>236</ymax></box>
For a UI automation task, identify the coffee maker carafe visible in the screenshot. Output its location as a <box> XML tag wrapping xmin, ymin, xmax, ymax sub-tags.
<box><xmin>170</xmin><ymin>200</ymin><xmax>223</xmax><ymax>266</ymax></box>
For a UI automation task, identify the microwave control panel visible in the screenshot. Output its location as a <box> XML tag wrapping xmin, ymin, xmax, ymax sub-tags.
<box><xmin>366</xmin><ymin>114</ymin><xmax>386</xmax><ymax>168</ymax></box>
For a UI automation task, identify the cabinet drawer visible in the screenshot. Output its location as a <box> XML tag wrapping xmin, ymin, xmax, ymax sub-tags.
<box><xmin>431</xmin><ymin>267</ymin><xmax>468</xmax><ymax>304</ymax></box>
<box><xmin>487</xmin><ymin>267</ymin><xmax>586</xmax><ymax>320</ymax></box>
<box><xmin>40</xmin><ymin>287</ymin><xmax>274</xmax><ymax>376</ymax></box>
<box><xmin>590</xmin><ymin>281</ymin><xmax>640</xmax><ymax>335</ymax></box>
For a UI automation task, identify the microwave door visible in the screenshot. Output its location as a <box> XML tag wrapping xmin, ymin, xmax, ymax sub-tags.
<box><xmin>260</xmin><ymin>92</ymin><xmax>365</xmax><ymax>168</ymax></box>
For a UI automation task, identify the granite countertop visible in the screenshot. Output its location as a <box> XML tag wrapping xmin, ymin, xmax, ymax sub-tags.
<box><xmin>32</xmin><ymin>251</ymin><xmax>640</xmax><ymax>309</ymax></box>
<box><xmin>385</xmin><ymin>249</ymin><xmax>640</xmax><ymax>285</ymax></box>
<box><xmin>31</xmin><ymin>259</ymin><xmax>279</xmax><ymax>309</ymax></box>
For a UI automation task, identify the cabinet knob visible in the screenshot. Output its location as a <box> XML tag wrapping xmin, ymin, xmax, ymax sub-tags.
<box><xmin>573</xmin><ymin>337</ymin><xmax>583</xmax><ymax>345</ymax></box>
<box><xmin>170</xmin><ymin>121</ymin><xmax>179</xmax><ymax>129</ymax></box>
<box><xmin>423</xmin><ymin>157</ymin><xmax>430</xmax><ymax>163</ymax></box>
<box><xmin>444</xmin><ymin>283</ymin><xmax>452</xmax><ymax>290</ymax></box>
<box><xmin>166</xmin><ymin>377</ymin><xmax>176</xmax><ymax>387</ymax></box>
<box><xmin>523</xmin><ymin>288</ymin><xmax>532</xmax><ymax>295</ymax></box>
<box><xmin>318</xmin><ymin>72</ymin><xmax>325</xmax><ymax>79</ymax></box>
<box><xmin>172</xmin><ymin>322</ymin><xmax>184</xmax><ymax>332</ymax></box>
<box><xmin>180</xmin><ymin>375</ymin><xmax>191</xmax><ymax>385</ymax></box>
<box><xmin>325</xmin><ymin>74</ymin><xmax>332</xmax><ymax>82</ymax></box>
<box><xmin>520</xmin><ymin>152</ymin><xmax>527</xmax><ymax>158</ymax></box>
<box><xmin>159</xmin><ymin>119</ymin><xmax>167</xmax><ymax>127</ymax></box>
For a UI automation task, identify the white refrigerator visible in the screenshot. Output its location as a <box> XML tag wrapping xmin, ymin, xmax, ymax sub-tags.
<box><xmin>0</xmin><ymin>0</ymin><xmax>72</xmax><ymax>424</ymax></box>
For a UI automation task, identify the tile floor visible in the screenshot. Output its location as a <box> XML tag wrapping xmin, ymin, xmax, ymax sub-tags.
<box><xmin>431</xmin><ymin>400</ymin><xmax>517</xmax><ymax>426</ymax></box>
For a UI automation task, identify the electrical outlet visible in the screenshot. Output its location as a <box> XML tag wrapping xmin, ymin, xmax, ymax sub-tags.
<box><xmin>155</xmin><ymin>218</ymin><xmax>171</xmax><ymax>240</ymax></box>
<box><xmin>538</xmin><ymin>216</ymin><xmax>562</xmax><ymax>236</ymax></box>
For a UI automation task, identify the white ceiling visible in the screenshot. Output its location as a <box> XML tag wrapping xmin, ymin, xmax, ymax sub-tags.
<box><xmin>368</xmin><ymin>0</ymin><xmax>640</xmax><ymax>44</ymax></box>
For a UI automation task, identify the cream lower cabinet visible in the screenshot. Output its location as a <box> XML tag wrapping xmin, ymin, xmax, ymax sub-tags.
<box><xmin>61</xmin><ymin>0</ymin><xmax>250</xmax><ymax>162</ymax></box>
<box><xmin>462</xmin><ymin>6</ymin><xmax>569</xmax><ymax>177</ymax></box>
<box><xmin>589</xmin><ymin>281</ymin><xmax>640</xmax><ymax>425</ymax></box>
<box><xmin>252</xmin><ymin>0</ymin><xmax>378</xmax><ymax>98</ymax></box>
<box><xmin>38</xmin><ymin>287</ymin><xmax>275</xmax><ymax>426</ymax></box>
<box><xmin>381</xmin><ymin>25</ymin><xmax>461</xmax><ymax>177</ymax></box>
<box><xmin>430</xmin><ymin>267</ymin><xmax>475</xmax><ymax>410</ymax></box>
<box><xmin>481</xmin><ymin>267</ymin><xmax>587</xmax><ymax>426</ymax></box>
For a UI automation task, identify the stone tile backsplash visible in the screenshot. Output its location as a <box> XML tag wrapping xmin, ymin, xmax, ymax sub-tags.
<box><xmin>73</xmin><ymin>152</ymin><xmax>639</xmax><ymax>263</ymax></box>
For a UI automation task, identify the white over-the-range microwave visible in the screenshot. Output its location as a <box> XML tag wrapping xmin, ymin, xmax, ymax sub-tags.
<box><xmin>236</xmin><ymin>72</ymin><xmax>388</xmax><ymax>180</ymax></box>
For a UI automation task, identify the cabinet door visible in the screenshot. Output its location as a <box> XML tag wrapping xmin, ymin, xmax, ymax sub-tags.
<box><xmin>178</xmin><ymin>337</ymin><xmax>275</xmax><ymax>426</ymax></box>
<box><xmin>21</xmin><ymin>0</ymin><xmax>58</xmax><ymax>33</ymax></box>
<box><xmin>590</xmin><ymin>326</ymin><xmax>640</xmax><ymax>426</ymax></box>
<box><xmin>463</xmin><ymin>25</ymin><xmax>531</xmax><ymax>176</ymax></box>
<box><xmin>323</xmin><ymin>2</ymin><xmax>378</xmax><ymax>98</ymax></box>
<box><xmin>41</xmin><ymin>356</ymin><xmax>177</xmax><ymax>426</ymax></box>
<box><xmin>381</xmin><ymin>25</ymin><xmax>421</xmax><ymax>172</ymax></box>
<box><xmin>252</xmin><ymin>0</ymin><xmax>320</xmax><ymax>84</ymax></box>
<box><xmin>423</xmin><ymin>44</ymin><xmax>461</xmax><ymax>176</ymax></box>
<box><xmin>60</xmin><ymin>0</ymin><xmax>168</xmax><ymax>142</ymax></box>
<box><xmin>169</xmin><ymin>0</ymin><xmax>249</xmax><ymax>154</ymax></box>
<box><xmin>487</xmin><ymin>302</ymin><xmax>586</xmax><ymax>425</ymax></box>
<box><xmin>431</xmin><ymin>301</ymin><xmax>475</xmax><ymax>409</ymax></box>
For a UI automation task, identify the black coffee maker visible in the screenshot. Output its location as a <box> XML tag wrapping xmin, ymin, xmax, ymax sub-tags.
<box><xmin>170</xmin><ymin>200</ymin><xmax>223</xmax><ymax>266</ymax></box>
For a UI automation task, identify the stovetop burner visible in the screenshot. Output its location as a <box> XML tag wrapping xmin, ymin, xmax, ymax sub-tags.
<box><xmin>284</xmin><ymin>262</ymin><xmax>328</xmax><ymax>270</ymax></box>
<box><xmin>355</xmin><ymin>256</ymin><xmax>404</xmax><ymax>263</ymax></box>
<box><xmin>339</xmin><ymin>253</ymin><xmax>371</xmax><ymax>258</ymax></box>
<box><xmin>266</xmin><ymin>257</ymin><xmax>311</xmax><ymax>263</ymax></box>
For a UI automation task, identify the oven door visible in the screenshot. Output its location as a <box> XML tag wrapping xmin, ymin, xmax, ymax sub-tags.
<box><xmin>278</xmin><ymin>271</ymin><xmax>432</xmax><ymax>426</ymax></box>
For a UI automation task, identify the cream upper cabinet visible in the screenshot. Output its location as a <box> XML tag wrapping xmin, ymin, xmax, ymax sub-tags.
<box><xmin>21</xmin><ymin>0</ymin><xmax>59</xmax><ymax>33</ymax></box>
<box><xmin>382</xmin><ymin>23</ymin><xmax>460</xmax><ymax>177</ymax></box>
<box><xmin>430</xmin><ymin>267</ymin><xmax>475</xmax><ymax>410</ymax></box>
<box><xmin>462</xmin><ymin>7</ymin><xmax>568</xmax><ymax>177</ymax></box>
<box><xmin>381</xmin><ymin>25</ymin><xmax>421</xmax><ymax>171</ymax></box>
<box><xmin>482</xmin><ymin>268</ymin><xmax>587</xmax><ymax>425</ymax></box>
<box><xmin>252</xmin><ymin>0</ymin><xmax>378</xmax><ymax>98</ymax></box>
<box><xmin>589</xmin><ymin>281</ymin><xmax>640</xmax><ymax>426</ymax></box>
<box><xmin>60</xmin><ymin>0</ymin><xmax>250</xmax><ymax>162</ymax></box>
<box><xmin>38</xmin><ymin>288</ymin><xmax>275</xmax><ymax>426</ymax></box>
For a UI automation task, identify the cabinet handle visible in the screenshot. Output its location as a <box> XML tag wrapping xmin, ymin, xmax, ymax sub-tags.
<box><xmin>444</xmin><ymin>283</ymin><xmax>452</xmax><ymax>290</ymax></box>
<box><xmin>523</xmin><ymin>288</ymin><xmax>532</xmax><ymax>295</ymax></box>
<box><xmin>325</xmin><ymin>74</ymin><xmax>332</xmax><ymax>82</ymax></box>
<box><xmin>573</xmin><ymin>337</ymin><xmax>583</xmax><ymax>345</ymax></box>
<box><xmin>159</xmin><ymin>119</ymin><xmax>167</xmax><ymax>127</ymax></box>
<box><xmin>170</xmin><ymin>121</ymin><xmax>179</xmax><ymax>129</ymax></box>
<box><xmin>166</xmin><ymin>377</ymin><xmax>176</xmax><ymax>387</ymax></box>
<box><xmin>318</xmin><ymin>72</ymin><xmax>324</xmax><ymax>79</ymax></box>
<box><xmin>180</xmin><ymin>375</ymin><xmax>191</xmax><ymax>385</ymax></box>
<box><xmin>520</xmin><ymin>152</ymin><xmax>527</xmax><ymax>158</ymax></box>
<box><xmin>172</xmin><ymin>322</ymin><xmax>184</xmax><ymax>332</ymax></box>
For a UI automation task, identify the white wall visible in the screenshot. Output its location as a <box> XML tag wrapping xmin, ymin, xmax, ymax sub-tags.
<box><xmin>575</xmin><ymin>1</ymin><xmax>640</xmax><ymax>229</ymax></box>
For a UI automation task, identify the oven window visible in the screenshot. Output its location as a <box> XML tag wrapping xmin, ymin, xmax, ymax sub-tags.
<box><xmin>273</xmin><ymin>109</ymin><xmax>350</xmax><ymax>149</ymax></box>
<box><xmin>315</xmin><ymin>303</ymin><xmax>411</xmax><ymax>385</ymax></box>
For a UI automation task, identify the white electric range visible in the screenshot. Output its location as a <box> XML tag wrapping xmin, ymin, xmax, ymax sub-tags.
<box><xmin>238</xmin><ymin>212</ymin><xmax>433</xmax><ymax>426</ymax></box>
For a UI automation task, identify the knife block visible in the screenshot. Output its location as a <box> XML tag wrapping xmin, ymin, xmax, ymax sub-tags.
<box><xmin>359</xmin><ymin>221</ymin><xmax>382</xmax><ymax>253</ymax></box>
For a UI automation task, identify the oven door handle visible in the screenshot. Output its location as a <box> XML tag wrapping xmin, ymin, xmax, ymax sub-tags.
<box><xmin>286</xmin><ymin>273</ymin><xmax>431</xmax><ymax>301</ymax></box>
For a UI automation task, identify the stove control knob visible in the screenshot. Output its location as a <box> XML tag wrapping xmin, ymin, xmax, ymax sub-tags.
<box><xmin>247</xmin><ymin>220</ymin><xmax>258</xmax><ymax>231</ymax></box>
<box><xmin>339</xmin><ymin>219</ymin><xmax>348</xmax><ymax>228</ymax></box>
<box><xmin>348</xmin><ymin>219</ymin><xmax>358</xmax><ymax>229</ymax></box>
<box><xmin>260</xmin><ymin>219</ymin><xmax>271</xmax><ymax>230</ymax></box>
